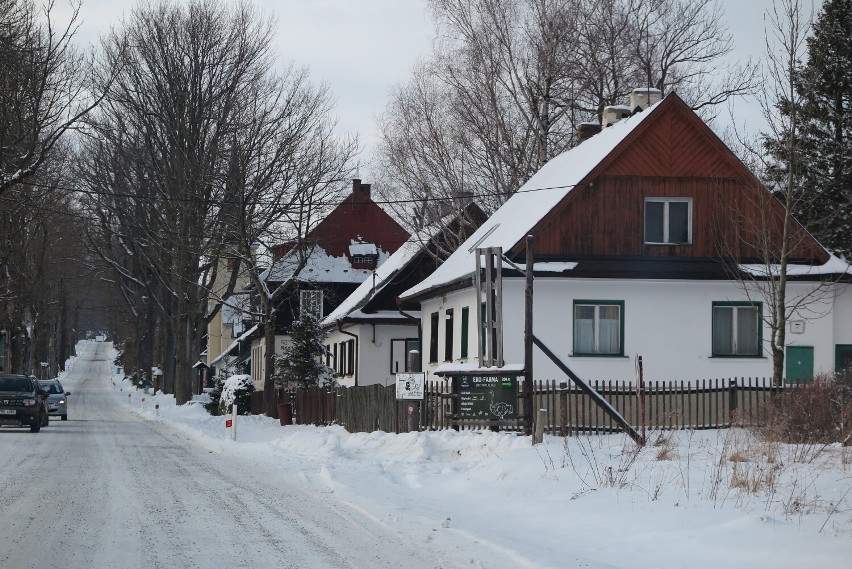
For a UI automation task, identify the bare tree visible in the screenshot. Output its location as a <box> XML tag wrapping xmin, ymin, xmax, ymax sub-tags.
<box><xmin>377</xmin><ymin>0</ymin><xmax>757</xmax><ymax>247</ymax></box>
<box><xmin>722</xmin><ymin>0</ymin><xmax>844</xmax><ymax>385</ymax></box>
<box><xmin>632</xmin><ymin>0</ymin><xmax>758</xmax><ymax>118</ymax></box>
<box><xmin>79</xmin><ymin>0</ymin><xmax>293</xmax><ymax>404</ymax></box>
<box><xmin>0</xmin><ymin>0</ymin><xmax>102</xmax><ymax>195</ymax></box>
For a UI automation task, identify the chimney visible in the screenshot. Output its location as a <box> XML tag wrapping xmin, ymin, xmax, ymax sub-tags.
<box><xmin>602</xmin><ymin>105</ymin><xmax>631</xmax><ymax>128</ymax></box>
<box><xmin>629</xmin><ymin>87</ymin><xmax>662</xmax><ymax>113</ymax></box>
<box><xmin>352</xmin><ymin>178</ymin><xmax>371</xmax><ymax>203</ymax></box>
<box><xmin>576</xmin><ymin>121</ymin><xmax>602</xmax><ymax>143</ymax></box>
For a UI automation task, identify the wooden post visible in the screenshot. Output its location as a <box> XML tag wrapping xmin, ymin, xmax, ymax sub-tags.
<box><xmin>728</xmin><ymin>378</ymin><xmax>738</xmax><ymax>426</ymax></box>
<box><xmin>559</xmin><ymin>381</ymin><xmax>568</xmax><ymax>437</ymax></box>
<box><xmin>533</xmin><ymin>408</ymin><xmax>546</xmax><ymax>444</ymax></box>
<box><xmin>524</xmin><ymin>235</ymin><xmax>534</xmax><ymax>437</ymax></box>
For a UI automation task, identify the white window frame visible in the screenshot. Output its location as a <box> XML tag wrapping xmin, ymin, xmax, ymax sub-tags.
<box><xmin>299</xmin><ymin>289</ymin><xmax>323</xmax><ymax>320</ymax></box>
<box><xmin>712</xmin><ymin>302</ymin><xmax>762</xmax><ymax>357</ymax></box>
<box><xmin>644</xmin><ymin>197</ymin><xmax>693</xmax><ymax>245</ymax></box>
<box><xmin>572</xmin><ymin>301</ymin><xmax>624</xmax><ymax>356</ymax></box>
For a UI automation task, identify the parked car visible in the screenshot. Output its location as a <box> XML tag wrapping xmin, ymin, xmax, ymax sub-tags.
<box><xmin>37</xmin><ymin>379</ymin><xmax>69</xmax><ymax>421</ymax></box>
<box><xmin>0</xmin><ymin>374</ymin><xmax>49</xmax><ymax>432</ymax></box>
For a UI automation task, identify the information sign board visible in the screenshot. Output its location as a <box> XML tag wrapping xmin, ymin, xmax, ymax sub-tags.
<box><xmin>457</xmin><ymin>375</ymin><xmax>518</xmax><ymax>420</ymax></box>
<box><xmin>395</xmin><ymin>373</ymin><xmax>425</xmax><ymax>400</ymax></box>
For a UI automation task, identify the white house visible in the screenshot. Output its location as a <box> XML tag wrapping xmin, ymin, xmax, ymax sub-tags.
<box><xmin>399</xmin><ymin>92</ymin><xmax>852</xmax><ymax>385</ymax></box>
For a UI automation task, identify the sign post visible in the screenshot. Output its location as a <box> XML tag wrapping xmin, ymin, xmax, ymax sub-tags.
<box><xmin>396</xmin><ymin>372</ymin><xmax>425</xmax><ymax>432</ymax></box>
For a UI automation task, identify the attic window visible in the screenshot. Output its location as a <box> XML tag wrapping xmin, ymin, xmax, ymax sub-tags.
<box><xmin>352</xmin><ymin>254</ymin><xmax>377</xmax><ymax>267</ymax></box>
<box><xmin>644</xmin><ymin>198</ymin><xmax>692</xmax><ymax>245</ymax></box>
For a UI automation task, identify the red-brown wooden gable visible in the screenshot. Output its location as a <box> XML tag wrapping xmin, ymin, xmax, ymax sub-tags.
<box><xmin>519</xmin><ymin>95</ymin><xmax>828</xmax><ymax>264</ymax></box>
<box><xmin>306</xmin><ymin>187</ymin><xmax>409</xmax><ymax>259</ymax></box>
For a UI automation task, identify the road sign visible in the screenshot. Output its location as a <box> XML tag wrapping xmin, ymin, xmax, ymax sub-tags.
<box><xmin>395</xmin><ymin>373</ymin><xmax>425</xmax><ymax>400</ymax></box>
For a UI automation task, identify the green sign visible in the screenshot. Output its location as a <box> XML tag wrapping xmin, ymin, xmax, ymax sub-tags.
<box><xmin>457</xmin><ymin>375</ymin><xmax>518</xmax><ymax>420</ymax></box>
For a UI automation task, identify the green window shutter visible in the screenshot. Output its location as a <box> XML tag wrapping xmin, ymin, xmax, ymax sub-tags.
<box><xmin>461</xmin><ymin>307</ymin><xmax>469</xmax><ymax>358</ymax></box>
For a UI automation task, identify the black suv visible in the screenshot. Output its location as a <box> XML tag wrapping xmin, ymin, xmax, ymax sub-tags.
<box><xmin>0</xmin><ymin>374</ymin><xmax>49</xmax><ymax>432</ymax></box>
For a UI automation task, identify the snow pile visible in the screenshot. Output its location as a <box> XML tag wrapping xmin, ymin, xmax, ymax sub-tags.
<box><xmin>107</xmin><ymin>348</ymin><xmax>852</xmax><ymax>568</ymax></box>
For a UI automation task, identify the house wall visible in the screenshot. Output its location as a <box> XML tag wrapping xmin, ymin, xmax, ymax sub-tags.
<box><xmin>326</xmin><ymin>322</ymin><xmax>419</xmax><ymax>387</ymax></box>
<box><xmin>419</xmin><ymin>278</ymin><xmax>850</xmax><ymax>383</ymax></box>
<box><xmin>250</xmin><ymin>335</ymin><xmax>289</xmax><ymax>391</ymax></box>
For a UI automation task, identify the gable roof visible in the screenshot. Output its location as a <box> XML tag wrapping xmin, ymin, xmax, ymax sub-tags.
<box><xmin>262</xmin><ymin>181</ymin><xmax>409</xmax><ymax>285</ymax></box>
<box><xmin>320</xmin><ymin>206</ymin><xmax>481</xmax><ymax>326</ymax></box>
<box><xmin>400</xmin><ymin>97</ymin><xmax>664</xmax><ymax>300</ymax></box>
<box><xmin>400</xmin><ymin>94</ymin><xmax>848</xmax><ymax>301</ymax></box>
<box><xmin>321</xmin><ymin>236</ymin><xmax>424</xmax><ymax>326</ymax></box>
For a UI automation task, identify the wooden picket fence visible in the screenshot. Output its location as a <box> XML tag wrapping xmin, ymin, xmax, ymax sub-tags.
<box><xmin>269</xmin><ymin>377</ymin><xmax>783</xmax><ymax>435</ymax></box>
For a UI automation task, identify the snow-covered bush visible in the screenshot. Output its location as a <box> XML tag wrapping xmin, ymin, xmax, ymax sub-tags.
<box><xmin>218</xmin><ymin>374</ymin><xmax>254</xmax><ymax>415</ymax></box>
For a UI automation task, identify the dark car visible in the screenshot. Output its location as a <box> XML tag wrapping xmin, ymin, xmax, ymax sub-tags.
<box><xmin>0</xmin><ymin>374</ymin><xmax>49</xmax><ymax>432</ymax></box>
<box><xmin>37</xmin><ymin>379</ymin><xmax>69</xmax><ymax>421</ymax></box>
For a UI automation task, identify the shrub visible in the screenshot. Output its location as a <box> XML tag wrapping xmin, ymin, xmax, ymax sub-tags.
<box><xmin>219</xmin><ymin>374</ymin><xmax>255</xmax><ymax>415</ymax></box>
<box><xmin>761</xmin><ymin>372</ymin><xmax>852</xmax><ymax>445</ymax></box>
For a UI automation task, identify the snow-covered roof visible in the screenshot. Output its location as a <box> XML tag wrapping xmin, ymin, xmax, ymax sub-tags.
<box><xmin>262</xmin><ymin>244</ymin><xmax>392</xmax><ymax>285</ymax></box>
<box><xmin>322</xmin><ymin>235</ymin><xmax>425</xmax><ymax>326</ymax></box>
<box><xmin>738</xmin><ymin>254</ymin><xmax>852</xmax><ymax>277</ymax></box>
<box><xmin>349</xmin><ymin>242</ymin><xmax>378</xmax><ymax>256</ymax></box>
<box><xmin>400</xmin><ymin>100</ymin><xmax>662</xmax><ymax>300</ymax></box>
<box><xmin>208</xmin><ymin>323</ymin><xmax>259</xmax><ymax>366</ymax></box>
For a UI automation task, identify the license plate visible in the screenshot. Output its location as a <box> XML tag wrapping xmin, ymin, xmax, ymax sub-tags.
<box><xmin>0</xmin><ymin>409</ymin><xmax>15</xmax><ymax>415</ymax></box>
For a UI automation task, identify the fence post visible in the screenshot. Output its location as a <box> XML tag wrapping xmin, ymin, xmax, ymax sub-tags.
<box><xmin>407</xmin><ymin>349</ymin><xmax>422</xmax><ymax>432</ymax></box>
<box><xmin>533</xmin><ymin>408</ymin><xmax>547</xmax><ymax>444</ymax></box>
<box><xmin>728</xmin><ymin>378</ymin><xmax>738</xmax><ymax>425</ymax></box>
<box><xmin>559</xmin><ymin>381</ymin><xmax>568</xmax><ymax>437</ymax></box>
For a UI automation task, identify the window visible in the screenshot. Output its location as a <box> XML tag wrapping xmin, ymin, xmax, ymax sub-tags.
<box><xmin>347</xmin><ymin>339</ymin><xmax>355</xmax><ymax>375</ymax></box>
<box><xmin>444</xmin><ymin>309</ymin><xmax>454</xmax><ymax>361</ymax></box>
<box><xmin>573</xmin><ymin>301</ymin><xmax>624</xmax><ymax>356</ymax></box>
<box><xmin>460</xmin><ymin>307</ymin><xmax>470</xmax><ymax>359</ymax></box>
<box><xmin>429</xmin><ymin>312</ymin><xmax>439</xmax><ymax>363</ymax></box>
<box><xmin>712</xmin><ymin>302</ymin><xmax>761</xmax><ymax>357</ymax></box>
<box><xmin>645</xmin><ymin>198</ymin><xmax>692</xmax><ymax>244</ymax></box>
<box><xmin>352</xmin><ymin>254</ymin><xmax>376</xmax><ymax>267</ymax></box>
<box><xmin>299</xmin><ymin>290</ymin><xmax>323</xmax><ymax>319</ymax></box>
<box><xmin>391</xmin><ymin>338</ymin><xmax>421</xmax><ymax>373</ymax></box>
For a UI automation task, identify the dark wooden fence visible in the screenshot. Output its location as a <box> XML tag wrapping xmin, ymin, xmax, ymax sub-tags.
<box><xmin>261</xmin><ymin>377</ymin><xmax>782</xmax><ymax>435</ymax></box>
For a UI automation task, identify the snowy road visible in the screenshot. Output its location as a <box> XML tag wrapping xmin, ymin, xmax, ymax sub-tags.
<box><xmin>0</xmin><ymin>342</ymin><xmax>440</xmax><ymax>569</ymax></box>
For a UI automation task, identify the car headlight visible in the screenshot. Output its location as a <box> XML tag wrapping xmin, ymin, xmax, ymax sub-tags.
<box><xmin>23</xmin><ymin>398</ymin><xmax>37</xmax><ymax>406</ymax></box>
<box><xmin>58</xmin><ymin>399</ymin><xmax>65</xmax><ymax>404</ymax></box>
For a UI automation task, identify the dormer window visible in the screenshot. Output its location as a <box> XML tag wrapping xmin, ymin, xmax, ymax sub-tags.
<box><xmin>349</xmin><ymin>243</ymin><xmax>378</xmax><ymax>268</ymax></box>
<box><xmin>352</xmin><ymin>254</ymin><xmax>377</xmax><ymax>267</ymax></box>
<box><xmin>645</xmin><ymin>198</ymin><xmax>692</xmax><ymax>245</ymax></box>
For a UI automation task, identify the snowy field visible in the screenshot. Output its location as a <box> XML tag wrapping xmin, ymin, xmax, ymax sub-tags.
<box><xmin>63</xmin><ymin>343</ymin><xmax>852</xmax><ymax>569</ymax></box>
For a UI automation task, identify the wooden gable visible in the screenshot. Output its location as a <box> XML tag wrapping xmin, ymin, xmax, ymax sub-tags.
<box><xmin>518</xmin><ymin>95</ymin><xmax>828</xmax><ymax>264</ymax></box>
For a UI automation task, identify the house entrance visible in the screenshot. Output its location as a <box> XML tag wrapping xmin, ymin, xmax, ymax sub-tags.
<box><xmin>785</xmin><ymin>346</ymin><xmax>814</xmax><ymax>383</ymax></box>
<box><xmin>836</xmin><ymin>345</ymin><xmax>852</xmax><ymax>375</ymax></box>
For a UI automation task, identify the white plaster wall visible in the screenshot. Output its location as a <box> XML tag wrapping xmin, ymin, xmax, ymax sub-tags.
<box><xmin>419</xmin><ymin>278</ymin><xmax>849</xmax><ymax>383</ymax></box>
<box><xmin>326</xmin><ymin>323</ymin><xmax>419</xmax><ymax>387</ymax></box>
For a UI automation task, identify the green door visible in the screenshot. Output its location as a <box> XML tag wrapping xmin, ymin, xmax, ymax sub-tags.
<box><xmin>786</xmin><ymin>346</ymin><xmax>814</xmax><ymax>383</ymax></box>
<box><xmin>836</xmin><ymin>345</ymin><xmax>852</xmax><ymax>374</ymax></box>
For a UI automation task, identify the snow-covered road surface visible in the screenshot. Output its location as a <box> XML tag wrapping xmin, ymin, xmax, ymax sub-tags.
<box><xmin>0</xmin><ymin>342</ymin><xmax>442</xmax><ymax>569</ymax></box>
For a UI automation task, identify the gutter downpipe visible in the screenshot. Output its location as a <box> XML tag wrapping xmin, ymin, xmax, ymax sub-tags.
<box><xmin>336</xmin><ymin>320</ymin><xmax>359</xmax><ymax>387</ymax></box>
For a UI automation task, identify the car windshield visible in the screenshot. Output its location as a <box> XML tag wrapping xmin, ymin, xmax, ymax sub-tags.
<box><xmin>0</xmin><ymin>378</ymin><xmax>31</xmax><ymax>391</ymax></box>
<box><xmin>40</xmin><ymin>383</ymin><xmax>63</xmax><ymax>394</ymax></box>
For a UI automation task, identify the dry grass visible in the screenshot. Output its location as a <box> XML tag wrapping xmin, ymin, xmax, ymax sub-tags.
<box><xmin>758</xmin><ymin>372</ymin><xmax>852</xmax><ymax>452</ymax></box>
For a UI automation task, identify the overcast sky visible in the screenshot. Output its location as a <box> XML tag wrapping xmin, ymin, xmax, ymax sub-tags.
<box><xmin>60</xmin><ymin>0</ymin><xmax>810</xmax><ymax>180</ymax></box>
